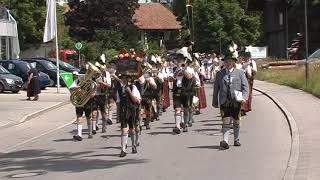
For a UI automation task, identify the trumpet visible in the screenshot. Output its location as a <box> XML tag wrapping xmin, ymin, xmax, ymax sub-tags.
<box><xmin>70</xmin><ymin>62</ymin><xmax>101</xmax><ymax>107</ymax></box>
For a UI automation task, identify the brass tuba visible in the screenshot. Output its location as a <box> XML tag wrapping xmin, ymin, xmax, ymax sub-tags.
<box><xmin>70</xmin><ymin>62</ymin><xmax>101</xmax><ymax>107</ymax></box>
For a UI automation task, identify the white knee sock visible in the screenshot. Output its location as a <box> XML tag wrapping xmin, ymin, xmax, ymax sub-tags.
<box><xmin>175</xmin><ymin>113</ymin><xmax>182</xmax><ymax>129</ymax></box>
<box><xmin>121</xmin><ymin>132</ymin><xmax>129</xmax><ymax>152</ymax></box>
<box><xmin>92</xmin><ymin>120</ymin><xmax>97</xmax><ymax>131</ymax></box>
<box><xmin>108</xmin><ymin>110</ymin><xmax>113</xmax><ymax>120</ymax></box>
<box><xmin>77</xmin><ymin>125</ymin><xmax>82</xmax><ymax>137</ymax></box>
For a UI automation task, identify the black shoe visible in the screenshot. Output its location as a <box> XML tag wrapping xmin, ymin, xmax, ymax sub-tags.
<box><xmin>183</xmin><ymin>127</ymin><xmax>188</xmax><ymax>132</ymax></box>
<box><xmin>88</xmin><ymin>134</ymin><xmax>93</xmax><ymax>139</ymax></box>
<box><xmin>96</xmin><ymin>126</ymin><xmax>99</xmax><ymax>131</ymax></box>
<box><xmin>241</xmin><ymin>110</ymin><xmax>247</xmax><ymax>116</ymax></box>
<box><xmin>132</xmin><ymin>146</ymin><xmax>137</xmax><ymax>154</ymax></box>
<box><xmin>73</xmin><ymin>135</ymin><xmax>82</xmax><ymax>141</ymax></box>
<box><xmin>26</xmin><ymin>98</ymin><xmax>31</xmax><ymax>101</ymax></box>
<box><xmin>220</xmin><ymin>141</ymin><xmax>230</xmax><ymax>149</ymax></box>
<box><xmin>119</xmin><ymin>151</ymin><xmax>127</xmax><ymax>158</ymax></box>
<box><xmin>102</xmin><ymin>126</ymin><xmax>106</xmax><ymax>133</ymax></box>
<box><xmin>136</xmin><ymin>142</ymin><xmax>140</xmax><ymax>147</ymax></box>
<box><xmin>188</xmin><ymin>122</ymin><xmax>193</xmax><ymax>127</ymax></box>
<box><xmin>234</xmin><ymin>140</ymin><xmax>241</xmax><ymax>146</ymax></box>
<box><xmin>106</xmin><ymin>119</ymin><xmax>113</xmax><ymax>125</ymax></box>
<box><xmin>156</xmin><ymin>117</ymin><xmax>160</xmax><ymax>121</ymax></box>
<box><xmin>163</xmin><ymin>108</ymin><xmax>166</xmax><ymax>112</ymax></box>
<box><xmin>173</xmin><ymin>127</ymin><xmax>181</xmax><ymax>134</ymax></box>
<box><xmin>92</xmin><ymin>130</ymin><xmax>97</xmax><ymax>135</ymax></box>
<box><xmin>195</xmin><ymin>111</ymin><xmax>200</xmax><ymax>115</ymax></box>
<box><xmin>146</xmin><ymin>125</ymin><xmax>151</xmax><ymax>130</ymax></box>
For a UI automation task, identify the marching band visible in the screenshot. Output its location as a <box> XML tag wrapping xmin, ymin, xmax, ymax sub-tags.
<box><xmin>68</xmin><ymin>44</ymin><xmax>256</xmax><ymax>157</ymax></box>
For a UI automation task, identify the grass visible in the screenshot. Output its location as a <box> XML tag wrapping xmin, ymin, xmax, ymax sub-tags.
<box><xmin>256</xmin><ymin>64</ymin><xmax>320</xmax><ymax>97</ymax></box>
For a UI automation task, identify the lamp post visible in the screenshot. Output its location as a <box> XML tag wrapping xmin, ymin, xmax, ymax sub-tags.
<box><xmin>304</xmin><ymin>0</ymin><xmax>309</xmax><ymax>84</ymax></box>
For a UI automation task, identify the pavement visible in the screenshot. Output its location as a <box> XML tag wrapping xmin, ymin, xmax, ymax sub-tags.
<box><xmin>0</xmin><ymin>85</ymin><xmax>291</xmax><ymax>180</ymax></box>
<box><xmin>255</xmin><ymin>80</ymin><xmax>320</xmax><ymax>180</ymax></box>
<box><xmin>0</xmin><ymin>87</ymin><xmax>70</xmax><ymax>129</ymax></box>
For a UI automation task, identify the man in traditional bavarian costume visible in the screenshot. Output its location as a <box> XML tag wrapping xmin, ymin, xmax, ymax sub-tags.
<box><xmin>115</xmin><ymin>51</ymin><xmax>142</xmax><ymax>158</ymax></box>
<box><xmin>71</xmin><ymin>66</ymin><xmax>98</xmax><ymax>141</ymax></box>
<box><xmin>212</xmin><ymin>50</ymin><xmax>249</xmax><ymax>149</ymax></box>
<box><xmin>172</xmin><ymin>54</ymin><xmax>187</xmax><ymax>134</ymax></box>
<box><xmin>181</xmin><ymin>66</ymin><xmax>197</xmax><ymax>128</ymax></box>
<box><xmin>140</xmin><ymin>70</ymin><xmax>157</xmax><ymax>130</ymax></box>
<box><xmin>92</xmin><ymin>61</ymin><xmax>112</xmax><ymax>134</ymax></box>
<box><xmin>152</xmin><ymin>59</ymin><xmax>164</xmax><ymax>121</ymax></box>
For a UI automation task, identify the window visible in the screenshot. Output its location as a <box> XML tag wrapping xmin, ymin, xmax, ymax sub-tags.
<box><xmin>0</xmin><ymin>37</ymin><xmax>7</xmax><ymax>60</ymax></box>
<box><xmin>279</xmin><ymin>12</ymin><xmax>283</xmax><ymax>26</ymax></box>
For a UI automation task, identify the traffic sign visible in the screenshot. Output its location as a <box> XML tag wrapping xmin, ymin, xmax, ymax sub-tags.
<box><xmin>75</xmin><ymin>42</ymin><xmax>82</xmax><ymax>50</ymax></box>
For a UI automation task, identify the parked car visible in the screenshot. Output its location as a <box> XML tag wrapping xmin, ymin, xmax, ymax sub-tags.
<box><xmin>0</xmin><ymin>60</ymin><xmax>52</xmax><ymax>90</ymax></box>
<box><xmin>29</xmin><ymin>57</ymin><xmax>80</xmax><ymax>73</ymax></box>
<box><xmin>21</xmin><ymin>59</ymin><xmax>66</xmax><ymax>86</ymax></box>
<box><xmin>0</xmin><ymin>65</ymin><xmax>23</xmax><ymax>93</ymax></box>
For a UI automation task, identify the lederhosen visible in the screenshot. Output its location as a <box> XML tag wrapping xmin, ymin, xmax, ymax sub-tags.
<box><xmin>181</xmin><ymin>76</ymin><xmax>197</xmax><ymax>108</ymax></box>
<box><xmin>141</xmin><ymin>81</ymin><xmax>154</xmax><ymax>124</ymax></box>
<box><xmin>95</xmin><ymin>73</ymin><xmax>107</xmax><ymax>114</ymax></box>
<box><xmin>220</xmin><ymin>71</ymin><xmax>241</xmax><ymax>120</ymax></box>
<box><xmin>173</xmin><ymin>76</ymin><xmax>183</xmax><ymax>109</ymax></box>
<box><xmin>153</xmin><ymin>76</ymin><xmax>163</xmax><ymax>118</ymax></box>
<box><xmin>118</xmin><ymin>84</ymin><xmax>139</xmax><ymax>129</ymax></box>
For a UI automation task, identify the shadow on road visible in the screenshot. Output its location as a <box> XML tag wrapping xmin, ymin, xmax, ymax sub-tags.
<box><xmin>188</xmin><ymin>145</ymin><xmax>225</xmax><ymax>151</ymax></box>
<box><xmin>0</xmin><ymin>149</ymin><xmax>147</xmax><ymax>173</ymax></box>
<box><xmin>53</xmin><ymin>138</ymin><xmax>74</xmax><ymax>142</ymax></box>
<box><xmin>147</xmin><ymin>131</ymin><xmax>174</xmax><ymax>135</ymax></box>
<box><xmin>193</xmin><ymin>128</ymin><xmax>220</xmax><ymax>132</ymax></box>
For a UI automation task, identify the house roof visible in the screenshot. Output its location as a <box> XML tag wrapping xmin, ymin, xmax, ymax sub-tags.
<box><xmin>133</xmin><ymin>3</ymin><xmax>182</xmax><ymax>30</ymax></box>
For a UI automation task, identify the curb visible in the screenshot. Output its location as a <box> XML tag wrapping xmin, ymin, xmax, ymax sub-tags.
<box><xmin>254</xmin><ymin>87</ymin><xmax>299</xmax><ymax>180</ymax></box>
<box><xmin>19</xmin><ymin>101</ymin><xmax>70</xmax><ymax>124</ymax></box>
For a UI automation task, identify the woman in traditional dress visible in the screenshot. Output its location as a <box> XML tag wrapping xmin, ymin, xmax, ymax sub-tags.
<box><xmin>241</xmin><ymin>52</ymin><xmax>257</xmax><ymax>115</ymax></box>
<box><xmin>26</xmin><ymin>67</ymin><xmax>41</xmax><ymax>101</ymax></box>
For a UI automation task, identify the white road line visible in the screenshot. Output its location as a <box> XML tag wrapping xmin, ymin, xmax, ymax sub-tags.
<box><xmin>2</xmin><ymin>118</ymin><xmax>76</xmax><ymax>154</ymax></box>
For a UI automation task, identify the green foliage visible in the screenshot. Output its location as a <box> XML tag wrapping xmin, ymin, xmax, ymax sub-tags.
<box><xmin>103</xmin><ymin>49</ymin><xmax>118</xmax><ymax>62</ymax></box>
<box><xmin>2</xmin><ymin>0</ymin><xmax>46</xmax><ymax>50</ymax></box>
<box><xmin>172</xmin><ymin>0</ymin><xmax>186</xmax><ymax>20</ymax></box>
<box><xmin>192</xmin><ymin>0</ymin><xmax>262</xmax><ymax>53</ymax></box>
<box><xmin>145</xmin><ymin>41</ymin><xmax>162</xmax><ymax>56</ymax></box>
<box><xmin>65</xmin><ymin>0</ymin><xmax>140</xmax><ymax>61</ymax></box>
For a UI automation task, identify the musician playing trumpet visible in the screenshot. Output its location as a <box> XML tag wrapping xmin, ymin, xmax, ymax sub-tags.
<box><xmin>117</xmin><ymin>74</ymin><xmax>142</xmax><ymax>158</ymax></box>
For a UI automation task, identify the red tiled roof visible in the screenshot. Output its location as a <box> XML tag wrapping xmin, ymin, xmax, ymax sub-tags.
<box><xmin>133</xmin><ymin>3</ymin><xmax>182</xmax><ymax>30</ymax></box>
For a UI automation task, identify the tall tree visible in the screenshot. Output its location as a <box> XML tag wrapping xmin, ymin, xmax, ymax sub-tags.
<box><xmin>0</xmin><ymin>0</ymin><xmax>46</xmax><ymax>50</ymax></box>
<box><xmin>66</xmin><ymin>0</ymin><xmax>139</xmax><ymax>40</ymax></box>
<box><xmin>192</xmin><ymin>0</ymin><xmax>262</xmax><ymax>53</ymax></box>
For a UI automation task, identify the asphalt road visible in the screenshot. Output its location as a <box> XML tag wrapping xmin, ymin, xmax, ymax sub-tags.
<box><xmin>0</xmin><ymin>86</ymin><xmax>291</xmax><ymax>180</ymax></box>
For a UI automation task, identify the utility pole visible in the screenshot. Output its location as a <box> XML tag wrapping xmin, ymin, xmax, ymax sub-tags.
<box><xmin>304</xmin><ymin>0</ymin><xmax>309</xmax><ymax>84</ymax></box>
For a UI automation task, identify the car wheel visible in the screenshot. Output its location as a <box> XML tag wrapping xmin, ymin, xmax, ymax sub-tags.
<box><xmin>0</xmin><ymin>83</ymin><xmax>4</xmax><ymax>93</ymax></box>
<box><xmin>12</xmin><ymin>90</ymin><xmax>19</xmax><ymax>93</ymax></box>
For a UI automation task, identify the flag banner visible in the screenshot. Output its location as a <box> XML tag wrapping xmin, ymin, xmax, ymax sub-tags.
<box><xmin>60</xmin><ymin>72</ymin><xmax>74</xmax><ymax>89</ymax></box>
<box><xmin>43</xmin><ymin>0</ymin><xmax>56</xmax><ymax>43</ymax></box>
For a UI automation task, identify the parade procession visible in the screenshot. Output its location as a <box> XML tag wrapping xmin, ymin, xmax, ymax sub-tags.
<box><xmin>65</xmin><ymin>42</ymin><xmax>257</xmax><ymax>157</ymax></box>
<box><xmin>2</xmin><ymin>0</ymin><xmax>320</xmax><ymax>179</ymax></box>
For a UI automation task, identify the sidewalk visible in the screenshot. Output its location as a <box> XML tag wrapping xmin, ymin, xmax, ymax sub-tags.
<box><xmin>254</xmin><ymin>80</ymin><xmax>320</xmax><ymax>180</ymax></box>
<box><xmin>0</xmin><ymin>87</ymin><xmax>70</xmax><ymax>129</ymax></box>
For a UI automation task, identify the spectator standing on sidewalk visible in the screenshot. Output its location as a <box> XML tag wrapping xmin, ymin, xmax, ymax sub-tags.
<box><xmin>212</xmin><ymin>51</ymin><xmax>249</xmax><ymax>150</ymax></box>
<box><xmin>26</xmin><ymin>67</ymin><xmax>41</xmax><ymax>101</ymax></box>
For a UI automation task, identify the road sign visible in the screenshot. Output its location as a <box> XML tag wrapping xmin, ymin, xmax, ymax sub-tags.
<box><xmin>75</xmin><ymin>42</ymin><xmax>82</xmax><ymax>50</ymax></box>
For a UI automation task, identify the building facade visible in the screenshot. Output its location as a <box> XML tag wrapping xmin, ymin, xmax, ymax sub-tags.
<box><xmin>0</xmin><ymin>7</ymin><xmax>19</xmax><ymax>60</ymax></box>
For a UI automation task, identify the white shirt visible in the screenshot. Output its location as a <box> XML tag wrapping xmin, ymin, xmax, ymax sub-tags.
<box><xmin>116</xmin><ymin>84</ymin><xmax>141</xmax><ymax>103</ymax></box>
<box><xmin>242</xmin><ymin>59</ymin><xmax>257</xmax><ymax>78</ymax></box>
<box><xmin>193</xmin><ymin>71</ymin><xmax>201</xmax><ymax>86</ymax></box>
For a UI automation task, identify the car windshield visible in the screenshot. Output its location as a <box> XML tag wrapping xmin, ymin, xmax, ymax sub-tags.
<box><xmin>0</xmin><ymin>65</ymin><xmax>10</xmax><ymax>74</ymax></box>
<box><xmin>60</xmin><ymin>61</ymin><xmax>76</xmax><ymax>69</ymax></box>
<box><xmin>42</xmin><ymin>61</ymin><xmax>57</xmax><ymax>70</ymax></box>
<box><xmin>309</xmin><ymin>49</ymin><xmax>320</xmax><ymax>58</ymax></box>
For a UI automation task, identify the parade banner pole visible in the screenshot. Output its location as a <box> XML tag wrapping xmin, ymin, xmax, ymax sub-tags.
<box><xmin>56</xmin><ymin>23</ymin><xmax>60</xmax><ymax>94</ymax></box>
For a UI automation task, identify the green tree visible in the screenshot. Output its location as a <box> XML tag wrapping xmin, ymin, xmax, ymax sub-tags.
<box><xmin>192</xmin><ymin>0</ymin><xmax>262</xmax><ymax>53</ymax></box>
<box><xmin>65</xmin><ymin>0</ymin><xmax>140</xmax><ymax>61</ymax></box>
<box><xmin>1</xmin><ymin>0</ymin><xmax>46</xmax><ymax>50</ymax></box>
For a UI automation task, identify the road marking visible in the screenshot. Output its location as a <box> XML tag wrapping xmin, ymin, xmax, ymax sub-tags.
<box><xmin>2</xmin><ymin>118</ymin><xmax>75</xmax><ymax>154</ymax></box>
